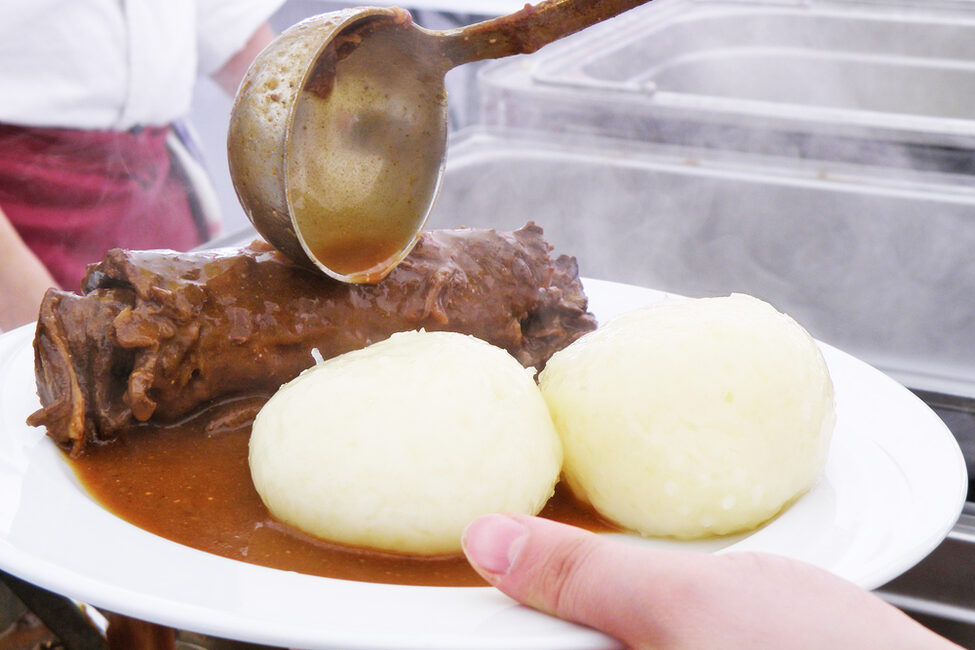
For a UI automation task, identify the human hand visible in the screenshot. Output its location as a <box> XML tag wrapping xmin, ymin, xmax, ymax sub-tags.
<box><xmin>462</xmin><ymin>514</ymin><xmax>959</xmax><ymax>649</ymax></box>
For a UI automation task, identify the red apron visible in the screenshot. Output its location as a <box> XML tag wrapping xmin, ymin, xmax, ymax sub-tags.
<box><xmin>0</xmin><ymin>124</ymin><xmax>209</xmax><ymax>291</ymax></box>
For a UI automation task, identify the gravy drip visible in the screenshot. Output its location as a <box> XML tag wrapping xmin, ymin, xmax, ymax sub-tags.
<box><xmin>68</xmin><ymin>408</ymin><xmax>618</xmax><ymax>587</ymax></box>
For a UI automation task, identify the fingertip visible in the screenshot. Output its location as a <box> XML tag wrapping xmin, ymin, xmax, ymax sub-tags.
<box><xmin>462</xmin><ymin>514</ymin><xmax>528</xmax><ymax>582</ymax></box>
<box><xmin>465</xmin><ymin>515</ymin><xmax>618</xmax><ymax>627</ymax></box>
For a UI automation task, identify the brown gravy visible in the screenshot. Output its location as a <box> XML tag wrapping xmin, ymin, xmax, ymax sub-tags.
<box><xmin>67</xmin><ymin>417</ymin><xmax>618</xmax><ymax>587</ymax></box>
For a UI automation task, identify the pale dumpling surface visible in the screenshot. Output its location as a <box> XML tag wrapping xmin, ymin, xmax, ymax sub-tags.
<box><xmin>539</xmin><ymin>294</ymin><xmax>835</xmax><ymax>539</ymax></box>
<box><xmin>249</xmin><ymin>330</ymin><xmax>562</xmax><ymax>555</ymax></box>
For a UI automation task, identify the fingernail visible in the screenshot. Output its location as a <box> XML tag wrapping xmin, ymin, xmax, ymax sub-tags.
<box><xmin>462</xmin><ymin>514</ymin><xmax>528</xmax><ymax>577</ymax></box>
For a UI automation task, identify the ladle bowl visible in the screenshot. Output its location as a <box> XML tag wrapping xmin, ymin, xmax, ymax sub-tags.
<box><xmin>228</xmin><ymin>1</ymin><xmax>652</xmax><ymax>283</ymax></box>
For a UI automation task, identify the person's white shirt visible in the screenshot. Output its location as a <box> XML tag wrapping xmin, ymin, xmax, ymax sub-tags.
<box><xmin>0</xmin><ymin>0</ymin><xmax>284</xmax><ymax>130</ymax></box>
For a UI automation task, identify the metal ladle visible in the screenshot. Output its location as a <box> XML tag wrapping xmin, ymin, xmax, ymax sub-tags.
<box><xmin>228</xmin><ymin>0</ymin><xmax>652</xmax><ymax>283</ymax></box>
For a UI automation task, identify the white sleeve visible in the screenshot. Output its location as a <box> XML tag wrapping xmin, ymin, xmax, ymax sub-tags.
<box><xmin>195</xmin><ymin>0</ymin><xmax>286</xmax><ymax>76</ymax></box>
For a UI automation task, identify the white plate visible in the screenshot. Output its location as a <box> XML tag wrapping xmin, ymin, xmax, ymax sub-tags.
<box><xmin>0</xmin><ymin>279</ymin><xmax>966</xmax><ymax>650</ymax></box>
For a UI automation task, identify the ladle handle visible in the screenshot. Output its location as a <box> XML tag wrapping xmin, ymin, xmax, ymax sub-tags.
<box><xmin>437</xmin><ymin>0</ymin><xmax>654</xmax><ymax>68</ymax></box>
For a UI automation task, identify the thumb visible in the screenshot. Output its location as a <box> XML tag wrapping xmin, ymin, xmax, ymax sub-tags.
<box><xmin>461</xmin><ymin>513</ymin><xmax>676</xmax><ymax>647</ymax></box>
<box><xmin>462</xmin><ymin>514</ymin><xmax>960</xmax><ymax>650</ymax></box>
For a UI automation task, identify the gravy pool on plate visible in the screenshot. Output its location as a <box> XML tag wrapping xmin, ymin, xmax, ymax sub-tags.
<box><xmin>68</xmin><ymin>403</ymin><xmax>617</xmax><ymax>587</ymax></box>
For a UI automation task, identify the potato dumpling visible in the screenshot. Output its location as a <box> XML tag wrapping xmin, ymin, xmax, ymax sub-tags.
<box><xmin>249</xmin><ymin>330</ymin><xmax>562</xmax><ymax>555</ymax></box>
<box><xmin>539</xmin><ymin>294</ymin><xmax>835</xmax><ymax>539</ymax></box>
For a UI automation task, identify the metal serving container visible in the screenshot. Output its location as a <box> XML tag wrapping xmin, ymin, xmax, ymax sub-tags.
<box><xmin>429</xmin><ymin>127</ymin><xmax>975</xmax><ymax>398</ymax></box>
<box><xmin>478</xmin><ymin>0</ymin><xmax>975</xmax><ymax>169</ymax></box>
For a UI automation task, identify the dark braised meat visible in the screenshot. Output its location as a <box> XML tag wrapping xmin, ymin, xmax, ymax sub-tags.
<box><xmin>28</xmin><ymin>224</ymin><xmax>597</xmax><ymax>455</ymax></box>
